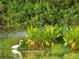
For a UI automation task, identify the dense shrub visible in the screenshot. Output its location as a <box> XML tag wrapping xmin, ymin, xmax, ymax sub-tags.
<box><xmin>0</xmin><ymin>0</ymin><xmax>79</xmax><ymax>29</ymax></box>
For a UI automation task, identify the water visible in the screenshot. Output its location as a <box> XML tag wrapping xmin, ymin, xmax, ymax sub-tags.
<box><xmin>0</xmin><ymin>48</ymin><xmax>64</xmax><ymax>59</ymax></box>
<box><xmin>0</xmin><ymin>48</ymin><xmax>79</xmax><ymax>59</ymax></box>
<box><xmin>0</xmin><ymin>31</ymin><xmax>26</xmax><ymax>39</ymax></box>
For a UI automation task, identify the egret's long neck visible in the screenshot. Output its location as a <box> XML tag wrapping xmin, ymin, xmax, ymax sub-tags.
<box><xmin>19</xmin><ymin>41</ymin><xmax>22</xmax><ymax>46</ymax></box>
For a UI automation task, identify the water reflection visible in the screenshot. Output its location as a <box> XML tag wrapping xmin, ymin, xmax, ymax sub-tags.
<box><xmin>11</xmin><ymin>50</ymin><xmax>22</xmax><ymax>59</ymax></box>
<box><xmin>0</xmin><ymin>48</ymin><xmax>79</xmax><ymax>59</ymax></box>
<box><xmin>64</xmin><ymin>51</ymin><xmax>79</xmax><ymax>59</ymax></box>
<box><xmin>0</xmin><ymin>49</ymin><xmax>13</xmax><ymax>59</ymax></box>
<box><xmin>21</xmin><ymin>51</ymin><xmax>45</xmax><ymax>59</ymax></box>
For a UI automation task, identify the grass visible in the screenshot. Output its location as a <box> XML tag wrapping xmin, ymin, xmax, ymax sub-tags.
<box><xmin>0</xmin><ymin>38</ymin><xmax>19</xmax><ymax>49</ymax></box>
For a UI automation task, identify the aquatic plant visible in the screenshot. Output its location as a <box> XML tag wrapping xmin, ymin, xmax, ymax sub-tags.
<box><xmin>63</xmin><ymin>26</ymin><xmax>79</xmax><ymax>50</ymax></box>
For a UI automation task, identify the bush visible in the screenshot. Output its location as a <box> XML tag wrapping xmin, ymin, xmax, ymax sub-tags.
<box><xmin>1</xmin><ymin>0</ymin><xmax>79</xmax><ymax>29</ymax></box>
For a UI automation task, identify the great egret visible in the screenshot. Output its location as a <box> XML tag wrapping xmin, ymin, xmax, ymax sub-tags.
<box><xmin>11</xmin><ymin>40</ymin><xmax>23</xmax><ymax>49</ymax></box>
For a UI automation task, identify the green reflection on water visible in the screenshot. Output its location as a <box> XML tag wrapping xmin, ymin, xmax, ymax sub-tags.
<box><xmin>0</xmin><ymin>48</ymin><xmax>79</xmax><ymax>59</ymax></box>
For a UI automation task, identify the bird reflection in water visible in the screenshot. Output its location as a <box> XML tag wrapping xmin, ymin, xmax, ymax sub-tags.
<box><xmin>11</xmin><ymin>49</ymin><xmax>22</xmax><ymax>59</ymax></box>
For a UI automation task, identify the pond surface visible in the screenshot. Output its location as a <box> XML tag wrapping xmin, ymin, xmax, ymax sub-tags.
<box><xmin>0</xmin><ymin>48</ymin><xmax>79</xmax><ymax>59</ymax></box>
<box><xmin>0</xmin><ymin>30</ymin><xmax>26</xmax><ymax>39</ymax></box>
<box><xmin>0</xmin><ymin>31</ymin><xmax>79</xmax><ymax>59</ymax></box>
<box><xmin>0</xmin><ymin>49</ymin><xmax>57</xmax><ymax>59</ymax></box>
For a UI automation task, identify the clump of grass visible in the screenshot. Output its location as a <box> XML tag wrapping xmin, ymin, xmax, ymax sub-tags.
<box><xmin>0</xmin><ymin>38</ymin><xmax>19</xmax><ymax>49</ymax></box>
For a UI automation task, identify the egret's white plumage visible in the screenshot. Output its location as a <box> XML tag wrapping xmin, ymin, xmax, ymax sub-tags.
<box><xmin>11</xmin><ymin>40</ymin><xmax>23</xmax><ymax>49</ymax></box>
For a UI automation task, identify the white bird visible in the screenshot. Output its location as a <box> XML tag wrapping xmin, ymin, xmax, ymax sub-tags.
<box><xmin>11</xmin><ymin>40</ymin><xmax>23</xmax><ymax>49</ymax></box>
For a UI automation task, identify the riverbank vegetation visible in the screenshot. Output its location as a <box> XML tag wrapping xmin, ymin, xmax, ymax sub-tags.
<box><xmin>19</xmin><ymin>25</ymin><xmax>79</xmax><ymax>52</ymax></box>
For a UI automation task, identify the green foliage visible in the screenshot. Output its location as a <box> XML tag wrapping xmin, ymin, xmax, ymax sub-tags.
<box><xmin>27</xmin><ymin>25</ymin><xmax>79</xmax><ymax>43</ymax></box>
<box><xmin>0</xmin><ymin>1</ymin><xmax>3</xmax><ymax>12</ymax></box>
<box><xmin>63</xmin><ymin>26</ymin><xmax>79</xmax><ymax>42</ymax></box>
<box><xmin>27</xmin><ymin>26</ymin><xmax>43</xmax><ymax>40</ymax></box>
<box><xmin>27</xmin><ymin>25</ymin><xmax>59</xmax><ymax>41</ymax></box>
<box><xmin>25</xmin><ymin>25</ymin><xmax>79</xmax><ymax>50</ymax></box>
<box><xmin>0</xmin><ymin>0</ymin><xmax>79</xmax><ymax>29</ymax></box>
<box><xmin>0</xmin><ymin>38</ymin><xmax>19</xmax><ymax>49</ymax></box>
